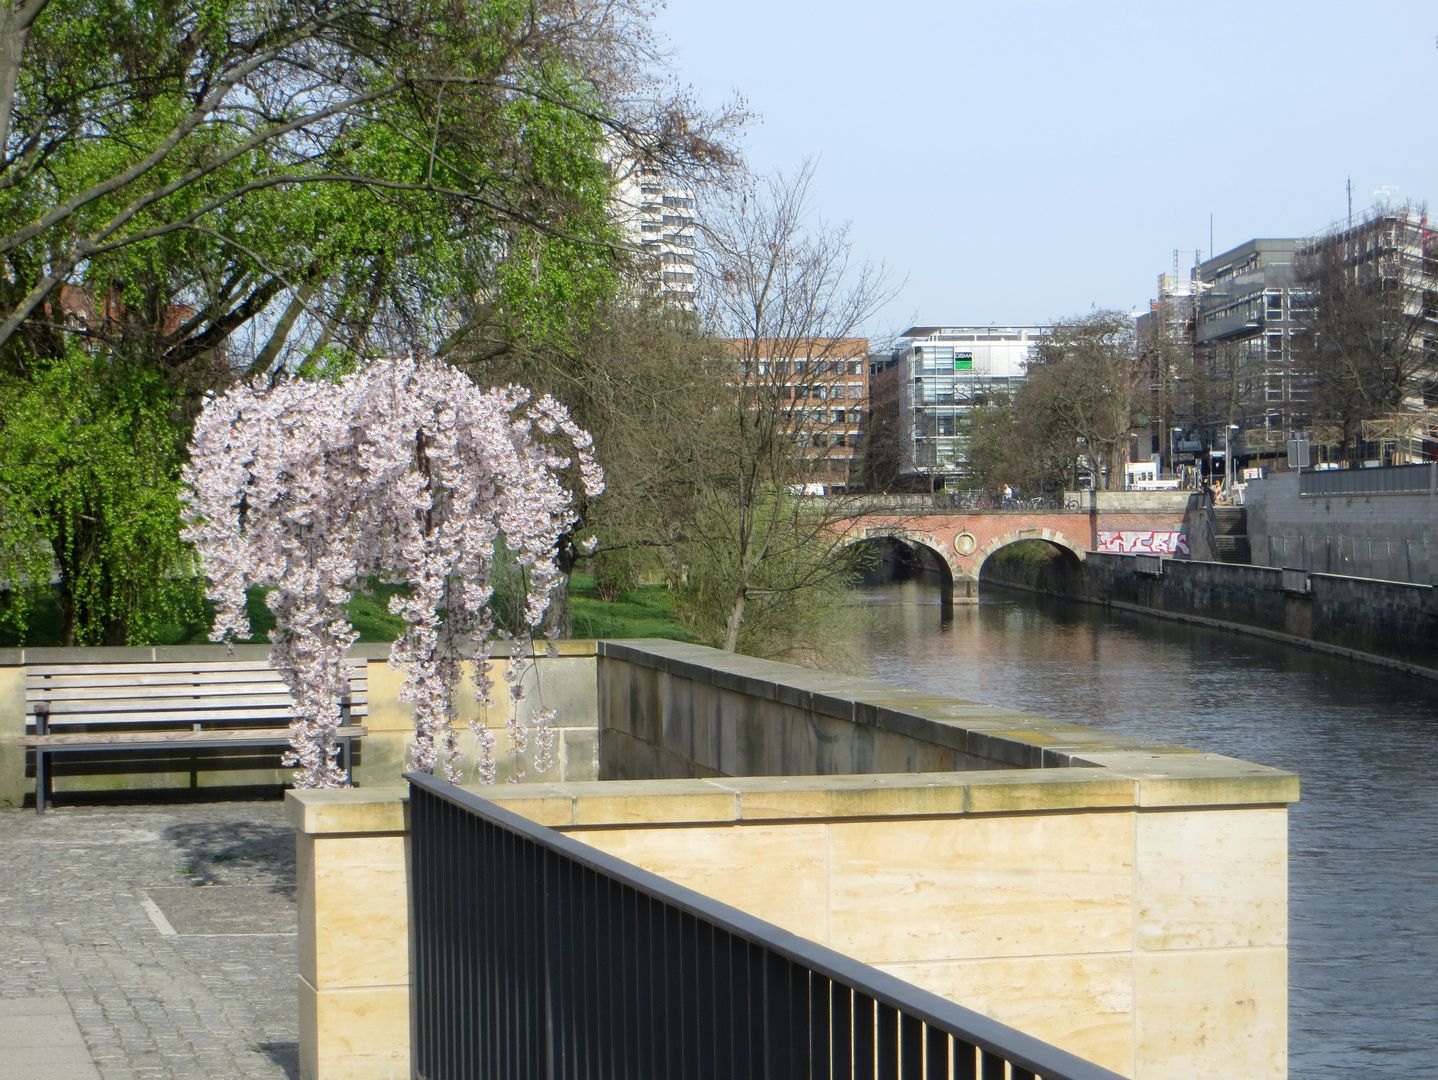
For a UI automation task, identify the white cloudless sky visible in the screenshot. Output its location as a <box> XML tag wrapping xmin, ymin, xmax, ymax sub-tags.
<box><xmin>653</xmin><ymin>0</ymin><xmax>1438</xmax><ymax>339</ymax></box>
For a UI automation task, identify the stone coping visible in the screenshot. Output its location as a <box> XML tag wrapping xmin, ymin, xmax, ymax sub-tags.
<box><xmin>598</xmin><ymin>639</ymin><xmax>1274</xmax><ymax>772</ymax></box>
<box><xmin>0</xmin><ymin>638</ymin><xmax>600</xmax><ymax>666</ymax></box>
<box><xmin>288</xmin><ymin>744</ymin><xmax>1298</xmax><ymax>836</ymax></box>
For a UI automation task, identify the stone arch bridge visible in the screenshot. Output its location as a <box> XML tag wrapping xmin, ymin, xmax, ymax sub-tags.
<box><xmin>835</xmin><ymin>498</ymin><xmax>1196</xmax><ymax>603</ymax></box>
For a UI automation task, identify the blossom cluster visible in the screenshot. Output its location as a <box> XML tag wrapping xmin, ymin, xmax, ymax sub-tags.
<box><xmin>181</xmin><ymin>357</ymin><xmax>603</xmax><ymax>787</ymax></box>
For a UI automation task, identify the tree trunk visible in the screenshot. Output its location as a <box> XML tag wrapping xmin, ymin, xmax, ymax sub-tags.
<box><xmin>722</xmin><ymin>585</ymin><xmax>746</xmax><ymax>652</ymax></box>
<box><xmin>541</xmin><ymin>572</ymin><xmax>572</xmax><ymax>639</ymax></box>
<box><xmin>58</xmin><ymin>575</ymin><xmax>77</xmax><ymax>647</ymax></box>
<box><xmin>1109</xmin><ymin>443</ymin><xmax>1127</xmax><ymax>491</ymax></box>
<box><xmin>539</xmin><ymin>539</ymin><xmax>577</xmax><ymax>639</ymax></box>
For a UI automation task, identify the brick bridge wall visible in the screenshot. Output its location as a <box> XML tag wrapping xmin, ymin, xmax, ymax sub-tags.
<box><xmin>840</xmin><ymin>509</ymin><xmax>1192</xmax><ymax>597</ymax></box>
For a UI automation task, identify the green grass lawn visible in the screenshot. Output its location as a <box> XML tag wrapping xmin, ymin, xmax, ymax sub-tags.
<box><xmin>569</xmin><ymin>572</ymin><xmax>698</xmax><ymax>643</ymax></box>
<box><xmin>1</xmin><ymin>575</ymin><xmax>695</xmax><ymax>647</ymax></box>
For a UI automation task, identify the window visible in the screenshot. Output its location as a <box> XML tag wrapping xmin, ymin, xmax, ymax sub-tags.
<box><xmin>1267</xmin><ymin>293</ymin><xmax>1283</xmax><ymax>315</ymax></box>
<box><xmin>811</xmin><ymin>433</ymin><xmax>829</xmax><ymax>448</ymax></box>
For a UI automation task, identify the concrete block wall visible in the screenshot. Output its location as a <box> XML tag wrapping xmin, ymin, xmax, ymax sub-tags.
<box><xmin>1247</xmin><ymin>471</ymin><xmax>1438</xmax><ymax>584</ymax></box>
<box><xmin>1082</xmin><ymin>557</ymin><xmax>1297</xmax><ymax>635</ymax></box>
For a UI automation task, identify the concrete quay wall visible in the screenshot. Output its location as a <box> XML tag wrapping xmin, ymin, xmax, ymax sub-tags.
<box><xmin>987</xmin><ymin>549</ymin><xmax>1438</xmax><ymax>675</ymax></box>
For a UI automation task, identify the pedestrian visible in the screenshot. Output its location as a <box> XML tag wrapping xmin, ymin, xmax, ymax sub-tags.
<box><xmin>1002</xmin><ymin>483</ymin><xmax>1013</xmax><ymax>504</ymax></box>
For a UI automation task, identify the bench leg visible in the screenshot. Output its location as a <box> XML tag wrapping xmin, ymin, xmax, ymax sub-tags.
<box><xmin>35</xmin><ymin>748</ymin><xmax>46</xmax><ymax>815</ymax></box>
<box><xmin>342</xmin><ymin>738</ymin><xmax>353</xmax><ymax>786</ymax></box>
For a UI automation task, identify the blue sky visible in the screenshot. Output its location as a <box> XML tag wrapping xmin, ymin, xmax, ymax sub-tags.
<box><xmin>655</xmin><ymin>0</ymin><xmax>1438</xmax><ymax>338</ymax></box>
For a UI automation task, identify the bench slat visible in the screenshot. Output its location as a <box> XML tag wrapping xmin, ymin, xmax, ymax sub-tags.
<box><xmin>31</xmin><ymin>692</ymin><xmax>368</xmax><ymax>714</ymax></box>
<box><xmin>26</xmin><ymin>705</ymin><xmax>369</xmax><ymax>728</ymax></box>
<box><xmin>25</xmin><ymin>658</ymin><xmax>367</xmax><ymax>676</ymax></box>
<box><xmin>27</xmin><ymin>670</ymin><xmax>367</xmax><ymax>690</ymax></box>
<box><xmin>32</xmin><ymin>683</ymin><xmax>310</xmax><ymax>702</ymax></box>
<box><xmin>20</xmin><ymin>727</ymin><xmax>367</xmax><ymax>747</ymax></box>
<box><xmin>29</xmin><ymin>683</ymin><xmax>367</xmax><ymax>702</ymax></box>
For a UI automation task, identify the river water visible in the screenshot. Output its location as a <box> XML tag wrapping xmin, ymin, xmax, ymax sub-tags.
<box><xmin>846</xmin><ymin>582</ymin><xmax>1438</xmax><ymax>1078</ymax></box>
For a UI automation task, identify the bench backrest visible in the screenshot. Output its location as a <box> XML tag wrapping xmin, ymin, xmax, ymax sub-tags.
<box><xmin>25</xmin><ymin>659</ymin><xmax>370</xmax><ymax>731</ymax></box>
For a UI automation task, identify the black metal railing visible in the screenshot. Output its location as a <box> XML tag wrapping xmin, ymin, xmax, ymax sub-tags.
<box><xmin>408</xmin><ymin>773</ymin><xmax>1126</xmax><ymax>1080</ymax></box>
<box><xmin>1299</xmin><ymin>461</ymin><xmax>1436</xmax><ymax>497</ymax></box>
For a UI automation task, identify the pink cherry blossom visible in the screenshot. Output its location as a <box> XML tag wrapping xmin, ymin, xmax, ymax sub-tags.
<box><xmin>181</xmin><ymin>357</ymin><xmax>603</xmax><ymax>788</ymax></box>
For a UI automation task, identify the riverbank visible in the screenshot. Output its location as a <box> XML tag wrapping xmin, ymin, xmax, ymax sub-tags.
<box><xmin>984</xmin><ymin>541</ymin><xmax>1438</xmax><ymax>681</ymax></box>
<box><xmin>0</xmin><ymin>573</ymin><xmax>697</xmax><ymax>648</ymax></box>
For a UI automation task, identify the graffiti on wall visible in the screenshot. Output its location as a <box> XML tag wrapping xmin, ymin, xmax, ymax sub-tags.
<box><xmin>1097</xmin><ymin>529</ymin><xmax>1190</xmax><ymax>556</ymax></box>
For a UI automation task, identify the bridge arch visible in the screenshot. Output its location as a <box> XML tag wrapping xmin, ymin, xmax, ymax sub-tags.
<box><xmin>842</xmin><ymin>529</ymin><xmax>957</xmax><ymax>606</ymax></box>
<box><xmin>973</xmin><ymin>528</ymin><xmax>1086</xmax><ymax>584</ymax></box>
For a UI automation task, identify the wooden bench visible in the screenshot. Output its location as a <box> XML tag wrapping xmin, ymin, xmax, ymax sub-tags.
<box><xmin>20</xmin><ymin>659</ymin><xmax>368</xmax><ymax>813</ymax></box>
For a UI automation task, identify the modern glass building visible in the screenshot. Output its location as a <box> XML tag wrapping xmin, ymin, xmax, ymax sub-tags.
<box><xmin>890</xmin><ymin>325</ymin><xmax>1048</xmax><ymax>483</ymax></box>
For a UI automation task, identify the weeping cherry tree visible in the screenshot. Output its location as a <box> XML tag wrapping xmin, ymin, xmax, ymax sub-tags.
<box><xmin>181</xmin><ymin>357</ymin><xmax>603</xmax><ymax>788</ymax></box>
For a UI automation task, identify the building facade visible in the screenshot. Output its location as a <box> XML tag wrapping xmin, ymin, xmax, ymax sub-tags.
<box><xmin>729</xmin><ymin>337</ymin><xmax>870</xmax><ymax>491</ymax></box>
<box><xmin>1194</xmin><ymin>238</ymin><xmax>1306</xmax><ymax>457</ymax></box>
<box><xmin>612</xmin><ymin>161</ymin><xmax>697</xmax><ymax>308</ymax></box>
<box><xmin>1147</xmin><ymin>206</ymin><xmax>1438</xmax><ymax>472</ymax></box>
<box><xmin>887</xmin><ymin>325</ymin><xmax>1047</xmax><ymax>485</ymax></box>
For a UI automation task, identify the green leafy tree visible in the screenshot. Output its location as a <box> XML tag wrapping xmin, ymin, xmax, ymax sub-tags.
<box><xmin>0</xmin><ymin>0</ymin><xmax>737</xmax><ymax>642</ymax></box>
<box><xmin>0</xmin><ymin>347</ymin><xmax>197</xmax><ymax>643</ymax></box>
<box><xmin>478</xmin><ymin>288</ymin><xmax>729</xmax><ymax>637</ymax></box>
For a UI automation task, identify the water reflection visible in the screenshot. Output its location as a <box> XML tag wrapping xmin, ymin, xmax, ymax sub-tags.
<box><xmin>846</xmin><ymin>581</ymin><xmax>1438</xmax><ymax>1078</ymax></box>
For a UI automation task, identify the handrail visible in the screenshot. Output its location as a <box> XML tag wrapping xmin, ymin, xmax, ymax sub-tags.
<box><xmin>406</xmin><ymin>772</ymin><xmax>1127</xmax><ymax>1080</ymax></box>
<box><xmin>1299</xmin><ymin>462</ymin><xmax>1436</xmax><ymax>497</ymax></box>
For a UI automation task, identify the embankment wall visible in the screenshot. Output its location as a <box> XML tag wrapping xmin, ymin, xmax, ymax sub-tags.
<box><xmin>985</xmin><ymin>546</ymin><xmax>1438</xmax><ymax>675</ymax></box>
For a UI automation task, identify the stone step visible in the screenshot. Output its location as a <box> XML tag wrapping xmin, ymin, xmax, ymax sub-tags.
<box><xmin>1213</xmin><ymin>508</ymin><xmax>1249</xmax><ymax>535</ymax></box>
<box><xmin>1214</xmin><ymin>535</ymin><xmax>1252</xmax><ymax>563</ymax></box>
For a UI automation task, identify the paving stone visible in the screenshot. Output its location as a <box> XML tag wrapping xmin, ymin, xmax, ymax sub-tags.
<box><xmin>0</xmin><ymin>802</ymin><xmax>300</xmax><ymax>1079</ymax></box>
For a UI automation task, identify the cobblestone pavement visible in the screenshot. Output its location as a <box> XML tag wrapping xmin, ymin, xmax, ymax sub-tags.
<box><xmin>0</xmin><ymin>801</ymin><xmax>300</xmax><ymax>1079</ymax></box>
